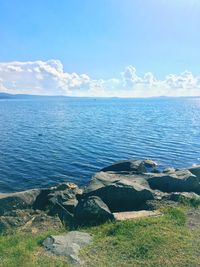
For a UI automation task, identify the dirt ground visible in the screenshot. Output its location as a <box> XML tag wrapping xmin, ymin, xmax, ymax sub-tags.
<box><xmin>187</xmin><ymin>208</ymin><xmax>200</xmax><ymax>230</ymax></box>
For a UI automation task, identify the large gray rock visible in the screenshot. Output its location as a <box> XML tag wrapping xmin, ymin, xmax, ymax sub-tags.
<box><xmin>82</xmin><ymin>172</ymin><xmax>154</xmax><ymax>212</ymax></box>
<box><xmin>74</xmin><ymin>196</ymin><xmax>114</xmax><ymax>224</ymax></box>
<box><xmin>62</xmin><ymin>198</ymin><xmax>78</xmax><ymax>213</ymax></box>
<box><xmin>43</xmin><ymin>231</ymin><xmax>92</xmax><ymax>265</ymax></box>
<box><xmin>188</xmin><ymin>165</ymin><xmax>200</xmax><ymax>180</ymax></box>
<box><xmin>33</xmin><ymin>182</ymin><xmax>81</xmax><ymax>212</ymax></box>
<box><xmin>147</xmin><ymin>170</ymin><xmax>200</xmax><ymax>193</ymax></box>
<box><xmin>0</xmin><ymin>189</ymin><xmax>41</xmax><ymax>216</ymax></box>
<box><xmin>101</xmin><ymin>159</ymin><xmax>157</xmax><ymax>174</ymax></box>
<box><xmin>45</xmin><ymin>183</ymin><xmax>80</xmax><ymax>225</ymax></box>
<box><xmin>49</xmin><ymin>202</ymin><xmax>74</xmax><ymax>225</ymax></box>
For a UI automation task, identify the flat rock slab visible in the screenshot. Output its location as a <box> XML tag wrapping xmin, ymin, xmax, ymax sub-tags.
<box><xmin>113</xmin><ymin>210</ymin><xmax>162</xmax><ymax>221</ymax></box>
<box><xmin>43</xmin><ymin>231</ymin><xmax>92</xmax><ymax>265</ymax></box>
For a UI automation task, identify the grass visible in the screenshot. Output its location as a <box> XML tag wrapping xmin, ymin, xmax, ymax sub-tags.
<box><xmin>178</xmin><ymin>195</ymin><xmax>200</xmax><ymax>208</ymax></box>
<box><xmin>0</xmin><ymin>206</ymin><xmax>200</xmax><ymax>267</ymax></box>
<box><xmin>0</xmin><ymin>228</ymin><xmax>72</xmax><ymax>267</ymax></box>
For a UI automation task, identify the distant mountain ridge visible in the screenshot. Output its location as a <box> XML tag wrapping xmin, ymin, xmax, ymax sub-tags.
<box><xmin>0</xmin><ymin>92</ymin><xmax>200</xmax><ymax>100</ymax></box>
<box><xmin>0</xmin><ymin>93</ymin><xmax>69</xmax><ymax>99</ymax></box>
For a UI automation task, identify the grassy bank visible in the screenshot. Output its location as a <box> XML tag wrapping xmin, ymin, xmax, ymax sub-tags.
<box><xmin>0</xmin><ymin>206</ymin><xmax>200</xmax><ymax>267</ymax></box>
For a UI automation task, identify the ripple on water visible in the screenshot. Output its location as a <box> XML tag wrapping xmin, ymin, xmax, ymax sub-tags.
<box><xmin>0</xmin><ymin>97</ymin><xmax>200</xmax><ymax>192</ymax></box>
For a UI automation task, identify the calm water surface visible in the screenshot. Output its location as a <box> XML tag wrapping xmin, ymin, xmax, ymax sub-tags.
<box><xmin>0</xmin><ymin>97</ymin><xmax>200</xmax><ymax>193</ymax></box>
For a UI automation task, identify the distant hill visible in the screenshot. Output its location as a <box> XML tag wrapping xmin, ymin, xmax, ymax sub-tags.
<box><xmin>0</xmin><ymin>93</ymin><xmax>38</xmax><ymax>99</ymax></box>
<box><xmin>0</xmin><ymin>92</ymin><xmax>200</xmax><ymax>100</ymax></box>
<box><xmin>0</xmin><ymin>93</ymin><xmax>15</xmax><ymax>99</ymax></box>
<box><xmin>0</xmin><ymin>93</ymin><xmax>67</xmax><ymax>99</ymax></box>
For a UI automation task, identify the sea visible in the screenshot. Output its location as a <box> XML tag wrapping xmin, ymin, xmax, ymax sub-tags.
<box><xmin>0</xmin><ymin>96</ymin><xmax>200</xmax><ymax>193</ymax></box>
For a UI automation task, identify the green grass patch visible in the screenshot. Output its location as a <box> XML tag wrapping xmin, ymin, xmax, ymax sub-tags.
<box><xmin>82</xmin><ymin>207</ymin><xmax>199</xmax><ymax>267</ymax></box>
<box><xmin>0</xmin><ymin>207</ymin><xmax>200</xmax><ymax>267</ymax></box>
<box><xmin>0</xmin><ymin>228</ymin><xmax>72</xmax><ymax>267</ymax></box>
<box><xmin>179</xmin><ymin>196</ymin><xmax>200</xmax><ymax>208</ymax></box>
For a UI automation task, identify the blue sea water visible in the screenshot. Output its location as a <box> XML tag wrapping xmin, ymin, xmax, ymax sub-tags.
<box><xmin>0</xmin><ymin>97</ymin><xmax>200</xmax><ymax>193</ymax></box>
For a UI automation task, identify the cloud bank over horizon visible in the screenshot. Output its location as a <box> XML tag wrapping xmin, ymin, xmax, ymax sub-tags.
<box><xmin>0</xmin><ymin>60</ymin><xmax>200</xmax><ymax>97</ymax></box>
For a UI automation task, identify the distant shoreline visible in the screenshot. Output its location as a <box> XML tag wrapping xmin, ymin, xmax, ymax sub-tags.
<box><xmin>1</xmin><ymin>92</ymin><xmax>200</xmax><ymax>100</ymax></box>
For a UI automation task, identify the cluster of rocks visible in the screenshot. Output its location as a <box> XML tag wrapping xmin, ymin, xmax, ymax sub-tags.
<box><xmin>1</xmin><ymin>159</ymin><xmax>200</xmax><ymax>232</ymax></box>
<box><xmin>0</xmin><ymin>182</ymin><xmax>80</xmax><ymax>233</ymax></box>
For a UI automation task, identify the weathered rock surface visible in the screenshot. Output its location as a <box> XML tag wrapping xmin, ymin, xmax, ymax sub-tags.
<box><xmin>0</xmin><ymin>182</ymin><xmax>81</xmax><ymax>232</ymax></box>
<box><xmin>74</xmin><ymin>196</ymin><xmax>114</xmax><ymax>224</ymax></box>
<box><xmin>49</xmin><ymin>202</ymin><xmax>74</xmax><ymax>225</ymax></box>
<box><xmin>147</xmin><ymin>170</ymin><xmax>200</xmax><ymax>193</ymax></box>
<box><xmin>0</xmin><ymin>189</ymin><xmax>41</xmax><ymax>216</ymax></box>
<box><xmin>33</xmin><ymin>182</ymin><xmax>81</xmax><ymax>212</ymax></box>
<box><xmin>113</xmin><ymin>210</ymin><xmax>162</xmax><ymax>221</ymax></box>
<box><xmin>1</xmin><ymin>159</ymin><xmax>200</xmax><ymax>231</ymax></box>
<box><xmin>163</xmin><ymin>167</ymin><xmax>176</xmax><ymax>174</ymax></box>
<box><xmin>100</xmin><ymin>159</ymin><xmax>157</xmax><ymax>174</ymax></box>
<box><xmin>188</xmin><ymin>165</ymin><xmax>200</xmax><ymax>180</ymax></box>
<box><xmin>62</xmin><ymin>198</ymin><xmax>78</xmax><ymax>213</ymax></box>
<box><xmin>82</xmin><ymin>171</ymin><xmax>154</xmax><ymax>212</ymax></box>
<box><xmin>43</xmin><ymin>231</ymin><xmax>92</xmax><ymax>265</ymax></box>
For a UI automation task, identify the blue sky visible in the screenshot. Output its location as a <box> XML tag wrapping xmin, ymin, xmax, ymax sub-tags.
<box><xmin>0</xmin><ymin>0</ymin><xmax>200</xmax><ymax>97</ymax></box>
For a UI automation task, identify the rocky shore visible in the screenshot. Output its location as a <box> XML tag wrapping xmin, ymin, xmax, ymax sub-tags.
<box><xmin>1</xmin><ymin>159</ymin><xmax>200</xmax><ymax>233</ymax></box>
<box><xmin>1</xmin><ymin>159</ymin><xmax>200</xmax><ymax>264</ymax></box>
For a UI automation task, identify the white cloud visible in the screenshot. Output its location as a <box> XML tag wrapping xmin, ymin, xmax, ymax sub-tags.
<box><xmin>0</xmin><ymin>60</ymin><xmax>200</xmax><ymax>97</ymax></box>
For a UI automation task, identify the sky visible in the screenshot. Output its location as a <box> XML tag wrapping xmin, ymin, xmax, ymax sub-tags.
<box><xmin>0</xmin><ymin>0</ymin><xmax>200</xmax><ymax>97</ymax></box>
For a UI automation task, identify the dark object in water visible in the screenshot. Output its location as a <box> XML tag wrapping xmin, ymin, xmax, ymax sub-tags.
<box><xmin>38</xmin><ymin>133</ymin><xmax>43</xmax><ymax>136</ymax></box>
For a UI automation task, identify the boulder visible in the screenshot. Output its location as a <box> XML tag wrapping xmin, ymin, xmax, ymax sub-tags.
<box><xmin>147</xmin><ymin>169</ymin><xmax>200</xmax><ymax>193</ymax></box>
<box><xmin>188</xmin><ymin>165</ymin><xmax>200</xmax><ymax>180</ymax></box>
<box><xmin>0</xmin><ymin>189</ymin><xmax>41</xmax><ymax>216</ymax></box>
<box><xmin>82</xmin><ymin>172</ymin><xmax>154</xmax><ymax>212</ymax></box>
<box><xmin>100</xmin><ymin>159</ymin><xmax>157</xmax><ymax>174</ymax></box>
<box><xmin>49</xmin><ymin>203</ymin><xmax>74</xmax><ymax>225</ymax></box>
<box><xmin>62</xmin><ymin>199</ymin><xmax>78</xmax><ymax>213</ymax></box>
<box><xmin>43</xmin><ymin>231</ymin><xmax>92</xmax><ymax>265</ymax></box>
<box><xmin>33</xmin><ymin>182</ymin><xmax>81</xmax><ymax>212</ymax></box>
<box><xmin>32</xmin><ymin>189</ymin><xmax>52</xmax><ymax>210</ymax></box>
<box><xmin>74</xmin><ymin>196</ymin><xmax>114</xmax><ymax>224</ymax></box>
